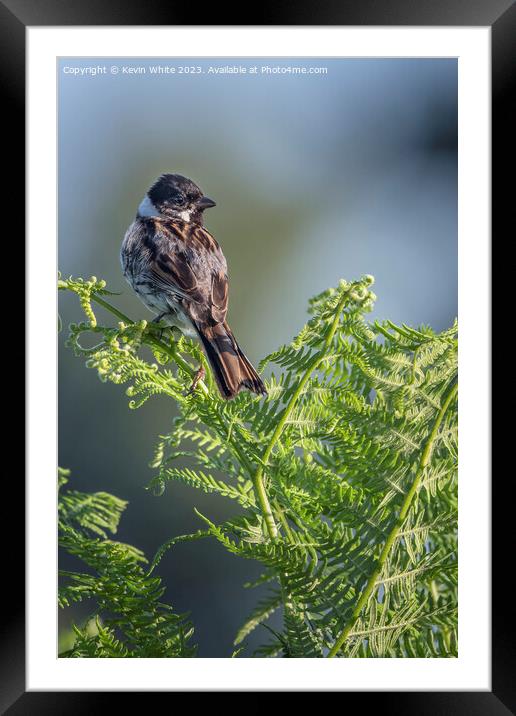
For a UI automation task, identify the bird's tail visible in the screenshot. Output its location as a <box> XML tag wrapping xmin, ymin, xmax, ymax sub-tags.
<box><xmin>195</xmin><ymin>321</ymin><xmax>267</xmax><ymax>400</ymax></box>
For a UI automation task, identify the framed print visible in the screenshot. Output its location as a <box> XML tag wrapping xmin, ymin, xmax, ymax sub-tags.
<box><xmin>4</xmin><ymin>0</ymin><xmax>512</xmax><ymax>709</ymax></box>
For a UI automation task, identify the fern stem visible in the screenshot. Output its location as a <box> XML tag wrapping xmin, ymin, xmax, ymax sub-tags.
<box><xmin>252</xmin><ymin>292</ymin><xmax>349</xmax><ymax>541</ymax></box>
<box><xmin>273</xmin><ymin>499</ymin><xmax>295</xmax><ymax>543</ymax></box>
<box><xmin>88</xmin><ymin>294</ymin><xmax>133</xmax><ymax>324</ymax></box>
<box><xmin>327</xmin><ymin>377</ymin><xmax>458</xmax><ymax>658</ymax></box>
<box><xmin>253</xmin><ymin>475</ymin><xmax>278</xmax><ymax>541</ymax></box>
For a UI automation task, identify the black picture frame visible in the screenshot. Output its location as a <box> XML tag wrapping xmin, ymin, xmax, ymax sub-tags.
<box><xmin>5</xmin><ymin>0</ymin><xmax>510</xmax><ymax>710</ymax></box>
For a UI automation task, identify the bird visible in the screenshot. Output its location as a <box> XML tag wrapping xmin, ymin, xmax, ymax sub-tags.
<box><xmin>120</xmin><ymin>173</ymin><xmax>267</xmax><ymax>400</ymax></box>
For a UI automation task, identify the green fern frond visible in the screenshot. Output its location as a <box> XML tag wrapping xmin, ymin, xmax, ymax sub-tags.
<box><xmin>234</xmin><ymin>589</ymin><xmax>283</xmax><ymax>645</ymax></box>
<box><xmin>60</xmin><ymin>272</ymin><xmax>457</xmax><ymax>658</ymax></box>
<box><xmin>58</xmin><ymin>469</ymin><xmax>196</xmax><ymax>657</ymax></box>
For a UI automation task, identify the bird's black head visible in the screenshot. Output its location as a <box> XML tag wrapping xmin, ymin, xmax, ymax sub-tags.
<box><xmin>146</xmin><ymin>173</ymin><xmax>216</xmax><ymax>223</ymax></box>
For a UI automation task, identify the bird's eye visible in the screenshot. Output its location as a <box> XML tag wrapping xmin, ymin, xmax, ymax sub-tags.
<box><xmin>175</xmin><ymin>194</ymin><xmax>185</xmax><ymax>206</ymax></box>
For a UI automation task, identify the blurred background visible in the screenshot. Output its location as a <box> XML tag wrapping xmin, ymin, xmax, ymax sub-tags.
<box><xmin>58</xmin><ymin>57</ymin><xmax>457</xmax><ymax>657</ymax></box>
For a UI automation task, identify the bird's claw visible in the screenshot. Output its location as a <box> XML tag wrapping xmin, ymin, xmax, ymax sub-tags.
<box><xmin>186</xmin><ymin>365</ymin><xmax>206</xmax><ymax>396</ymax></box>
<box><xmin>151</xmin><ymin>313</ymin><xmax>168</xmax><ymax>341</ymax></box>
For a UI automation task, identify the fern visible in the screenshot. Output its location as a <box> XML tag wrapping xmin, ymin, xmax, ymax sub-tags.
<box><xmin>58</xmin><ymin>467</ymin><xmax>196</xmax><ymax>657</ymax></box>
<box><xmin>59</xmin><ymin>273</ymin><xmax>458</xmax><ymax>657</ymax></box>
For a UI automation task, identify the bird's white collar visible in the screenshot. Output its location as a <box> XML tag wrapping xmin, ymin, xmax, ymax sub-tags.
<box><xmin>137</xmin><ymin>195</ymin><xmax>161</xmax><ymax>218</ymax></box>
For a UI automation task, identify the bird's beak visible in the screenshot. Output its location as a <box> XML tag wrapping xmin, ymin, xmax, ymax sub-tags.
<box><xmin>197</xmin><ymin>196</ymin><xmax>216</xmax><ymax>210</ymax></box>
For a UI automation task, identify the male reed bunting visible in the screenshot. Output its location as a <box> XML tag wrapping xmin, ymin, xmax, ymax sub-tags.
<box><xmin>121</xmin><ymin>173</ymin><xmax>267</xmax><ymax>399</ymax></box>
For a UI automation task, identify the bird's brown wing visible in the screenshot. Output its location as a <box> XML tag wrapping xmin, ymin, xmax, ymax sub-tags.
<box><xmin>145</xmin><ymin>218</ymin><xmax>229</xmax><ymax>327</ymax></box>
<box><xmin>139</xmin><ymin>218</ymin><xmax>265</xmax><ymax>400</ymax></box>
<box><xmin>209</xmin><ymin>270</ymin><xmax>228</xmax><ymax>324</ymax></box>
